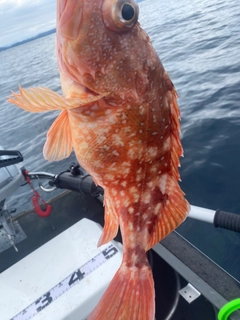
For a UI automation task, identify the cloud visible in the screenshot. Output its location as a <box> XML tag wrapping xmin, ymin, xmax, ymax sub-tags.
<box><xmin>0</xmin><ymin>0</ymin><xmax>56</xmax><ymax>47</ymax></box>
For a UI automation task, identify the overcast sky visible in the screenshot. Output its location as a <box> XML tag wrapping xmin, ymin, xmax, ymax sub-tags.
<box><xmin>0</xmin><ymin>0</ymin><xmax>56</xmax><ymax>47</ymax></box>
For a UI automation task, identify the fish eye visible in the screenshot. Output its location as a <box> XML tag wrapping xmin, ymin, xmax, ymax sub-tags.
<box><xmin>102</xmin><ymin>0</ymin><xmax>139</xmax><ymax>32</ymax></box>
<box><xmin>121</xmin><ymin>3</ymin><xmax>135</xmax><ymax>21</ymax></box>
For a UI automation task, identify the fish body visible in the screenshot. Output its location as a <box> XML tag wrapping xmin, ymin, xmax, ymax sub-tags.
<box><xmin>8</xmin><ymin>0</ymin><xmax>189</xmax><ymax>319</ymax></box>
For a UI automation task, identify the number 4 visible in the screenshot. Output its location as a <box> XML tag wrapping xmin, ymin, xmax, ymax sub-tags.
<box><xmin>68</xmin><ymin>269</ymin><xmax>85</xmax><ymax>286</ymax></box>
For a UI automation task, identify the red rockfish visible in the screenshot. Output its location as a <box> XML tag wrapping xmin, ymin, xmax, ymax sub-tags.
<box><xmin>8</xmin><ymin>0</ymin><xmax>190</xmax><ymax>319</ymax></box>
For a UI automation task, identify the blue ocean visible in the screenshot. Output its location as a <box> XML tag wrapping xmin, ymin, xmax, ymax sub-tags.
<box><xmin>0</xmin><ymin>0</ymin><xmax>239</xmax><ymax>280</ymax></box>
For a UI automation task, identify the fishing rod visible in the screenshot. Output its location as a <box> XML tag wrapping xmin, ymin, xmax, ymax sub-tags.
<box><xmin>39</xmin><ymin>163</ymin><xmax>240</xmax><ymax>234</ymax></box>
<box><xmin>1</xmin><ymin>151</ymin><xmax>240</xmax><ymax>235</ymax></box>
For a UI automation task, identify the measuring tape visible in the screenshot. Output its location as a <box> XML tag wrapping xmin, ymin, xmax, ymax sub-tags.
<box><xmin>10</xmin><ymin>244</ymin><xmax>119</xmax><ymax>320</ymax></box>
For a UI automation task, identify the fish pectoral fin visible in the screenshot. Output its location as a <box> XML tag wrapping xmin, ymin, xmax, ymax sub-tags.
<box><xmin>97</xmin><ymin>195</ymin><xmax>119</xmax><ymax>247</ymax></box>
<box><xmin>7</xmin><ymin>86</ymin><xmax>108</xmax><ymax>112</ymax></box>
<box><xmin>43</xmin><ymin>110</ymin><xmax>72</xmax><ymax>161</ymax></box>
<box><xmin>88</xmin><ymin>257</ymin><xmax>155</xmax><ymax>320</ymax></box>
<box><xmin>146</xmin><ymin>174</ymin><xmax>190</xmax><ymax>251</ymax></box>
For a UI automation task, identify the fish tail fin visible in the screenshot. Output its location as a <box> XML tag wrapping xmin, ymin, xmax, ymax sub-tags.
<box><xmin>88</xmin><ymin>255</ymin><xmax>155</xmax><ymax>320</ymax></box>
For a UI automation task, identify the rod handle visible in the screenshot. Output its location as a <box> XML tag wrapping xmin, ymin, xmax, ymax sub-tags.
<box><xmin>214</xmin><ymin>210</ymin><xmax>240</xmax><ymax>233</ymax></box>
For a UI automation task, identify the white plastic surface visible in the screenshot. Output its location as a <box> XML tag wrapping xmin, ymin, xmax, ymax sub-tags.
<box><xmin>188</xmin><ymin>205</ymin><xmax>215</xmax><ymax>224</ymax></box>
<box><xmin>0</xmin><ymin>218</ymin><xmax>123</xmax><ymax>320</ymax></box>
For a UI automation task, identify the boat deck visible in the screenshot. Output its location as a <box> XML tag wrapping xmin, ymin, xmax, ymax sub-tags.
<box><xmin>0</xmin><ymin>190</ymin><xmax>240</xmax><ymax>319</ymax></box>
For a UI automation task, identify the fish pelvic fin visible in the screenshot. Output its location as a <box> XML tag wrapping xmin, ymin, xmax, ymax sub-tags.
<box><xmin>98</xmin><ymin>195</ymin><xmax>119</xmax><ymax>247</ymax></box>
<box><xmin>7</xmin><ymin>86</ymin><xmax>108</xmax><ymax>112</ymax></box>
<box><xmin>43</xmin><ymin>110</ymin><xmax>72</xmax><ymax>161</ymax></box>
<box><xmin>88</xmin><ymin>255</ymin><xmax>155</xmax><ymax>320</ymax></box>
<box><xmin>146</xmin><ymin>174</ymin><xmax>190</xmax><ymax>251</ymax></box>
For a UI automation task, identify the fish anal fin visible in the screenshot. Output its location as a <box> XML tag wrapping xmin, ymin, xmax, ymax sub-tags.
<box><xmin>98</xmin><ymin>195</ymin><xmax>119</xmax><ymax>247</ymax></box>
<box><xmin>146</xmin><ymin>174</ymin><xmax>190</xmax><ymax>251</ymax></box>
<box><xmin>88</xmin><ymin>258</ymin><xmax>155</xmax><ymax>320</ymax></box>
<box><xmin>7</xmin><ymin>86</ymin><xmax>108</xmax><ymax>112</ymax></box>
<box><xmin>43</xmin><ymin>110</ymin><xmax>72</xmax><ymax>161</ymax></box>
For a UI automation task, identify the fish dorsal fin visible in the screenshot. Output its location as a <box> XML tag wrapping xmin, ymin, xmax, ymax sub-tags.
<box><xmin>8</xmin><ymin>86</ymin><xmax>108</xmax><ymax>112</ymax></box>
<box><xmin>43</xmin><ymin>110</ymin><xmax>72</xmax><ymax>161</ymax></box>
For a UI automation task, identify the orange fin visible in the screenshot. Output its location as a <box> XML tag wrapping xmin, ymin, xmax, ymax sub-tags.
<box><xmin>146</xmin><ymin>174</ymin><xmax>190</xmax><ymax>251</ymax></box>
<box><xmin>98</xmin><ymin>195</ymin><xmax>119</xmax><ymax>247</ymax></box>
<box><xmin>7</xmin><ymin>86</ymin><xmax>108</xmax><ymax>112</ymax></box>
<box><xmin>88</xmin><ymin>260</ymin><xmax>155</xmax><ymax>320</ymax></box>
<box><xmin>43</xmin><ymin>110</ymin><xmax>72</xmax><ymax>161</ymax></box>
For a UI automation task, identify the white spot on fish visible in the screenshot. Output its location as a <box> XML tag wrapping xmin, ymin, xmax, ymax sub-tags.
<box><xmin>163</xmin><ymin>137</ymin><xmax>171</xmax><ymax>150</ymax></box>
<box><xmin>130</xmin><ymin>186</ymin><xmax>140</xmax><ymax>202</ymax></box>
<box><xmin>150</xmin><ymin>166</ymin><xmax>158</xmax><ymax>173</ymax></box>
<box><xmin>112</xmin><ymin>150</ymin><xmax>120</xmax><ymax>157</ymax></box>
<box><xmin>128</xmin><ymin>149</ymin><xmax>137</xmax><ymax>159</ymax></box>
<box><xmin>112</xmin><ymin>134</ymin><xmax>125</xmax><ymax>147</ymax></box>
<box><xmin>154</xmin><ymin>203</ymin><xmax>161</xmax><ymax>215</ymax></box>
<box><xmin>143</xmin><ymin>193</ymin><xmax>151</xmax><ymax>204</ymax></box>
<box><xmin>136</xmin><ymin>174</ymin><xmax>142</xmax><ymax>182</ymax></box>
<box><xmin>112</xmin><ymin>189</ymin><xmax>117</xmax><ymax>196</ymax></box>
<box><xmin>97</xmin><ymin>135</ymin><xmax>106</xmax><ymax>144</ymax></box>
<box><xmin>124</xmin><ymin>198</ymin><xmax>130</xmax><ymax>207</ymax></box>
<box><xmin>128</xmin><ymin>207</ymin><xmax>134</xmax><ymax>214</ymax></box>
<box><xmin>128</xmin><ymin>222</ymin><xmax>134</xmax><ymax>231</ymax></box>
<box><xmin>159</xmin><ymin>174</ymin><xmax>168</xmax><ymax>194</ymax></box>
<box><xmin>121</xmin><ymin>181</ymin><xmax>127</xmax><ymax>188</ymax></box>
<box><xmin>148</xmin><ymin>147</ymin><xmax>158</xmax><ymax>157</ymax></box>
<box><xmin>105</xmin><ymin>174</ymin><xmax>114</xmax><ymax>181</ymax></box>
<box><xmin>139</xmin><ymin>105</ymin><xmax>145</xmax><ymax>115</ymax></box>
<box><xmin>142</xmin><ymin>214</ymin><xmax>148</xmax><ymax>220</ymax></box>
<box><xmin>103</xmin><ymin>144</ymin><xmax>110</xmax><ymax>151</ymax></box>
